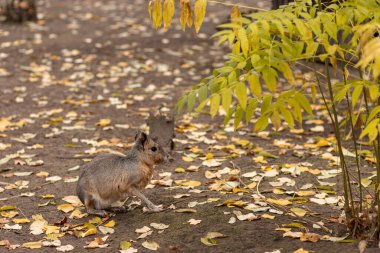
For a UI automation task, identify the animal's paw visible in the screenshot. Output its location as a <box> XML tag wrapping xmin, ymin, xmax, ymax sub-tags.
<box><xmin>108</xmin><ymin>206</ymin><xmax>128</xmax><ymax>213</ymax></box>
<box><xmin>89</xmin><ymin>209</ymin><xmax>108</xmax><ymax>217</ymax></box>
<box><xmin>143</xmin><ymin>205</ymin><xmax>164</xmax><ymax>213</ymax></box>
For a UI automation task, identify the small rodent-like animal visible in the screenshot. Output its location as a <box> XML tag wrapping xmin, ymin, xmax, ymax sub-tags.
<box><xmin>76</xmin><ymin>131</ymin><xmax>168</xmax><ymax>217</ymax></box>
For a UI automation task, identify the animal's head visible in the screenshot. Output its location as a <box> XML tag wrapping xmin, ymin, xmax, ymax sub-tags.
<box><xmin>134</xmin><ymin>131</ymin><xmax>168</xmax><ymax>164</ymax></box>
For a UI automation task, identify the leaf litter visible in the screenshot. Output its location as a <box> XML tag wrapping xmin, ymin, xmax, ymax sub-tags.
<box><xmin>0</xmin><ymin>0</ymin><xmax>361</xmax><ymax>252</ymax></box>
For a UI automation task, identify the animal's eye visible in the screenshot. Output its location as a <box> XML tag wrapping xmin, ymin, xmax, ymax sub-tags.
<box><xmin>151</xmin><ymin>147</ymin><xmax>157</xmax><ymax>152</ymax></box>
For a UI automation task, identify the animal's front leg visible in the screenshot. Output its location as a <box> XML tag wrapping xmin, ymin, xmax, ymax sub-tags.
<box><xmin>129</xmin><ymin>188</ymin><xmax>163</xmax><ymax>212</ymax></box>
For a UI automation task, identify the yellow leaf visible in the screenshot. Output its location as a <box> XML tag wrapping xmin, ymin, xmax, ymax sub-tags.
<box><xmin>181</xmin><ymin>181</ymin><xmax>201</xmax><ymax>187</ymax></box>
<box><xmin>316</xmin><ymin>139</ymin><xmax>329</xmax><ymax>147</ymax></box>
<box><xmin>13</xmin><ymin>218</ymin><xmax>30</xmax><ymax>224</ymax></box>
<box><xmin>163</xmin><ymin>0</ymin><xmax>175</xmax><ymax>29</ymax></box>
<box><xmin>45</xmin><ymin>225</ymin><xmax>60</xmax><ymax>234</ymax></box>
<box><xmin>57</xmin><ymin>204</ymin><xmax>74</xmax><ymax>213</ymax></box>
<box><xmin>273</xmin><ymin>188</ymin><xmax>285</xmax><ymax>194</ymax></box>
<box><xmin>41</xmin><ymin>194</ymin><xmax>55</xmax><ymax>198</ymax></box>
<box><xmin>253</xmin><ymin>155</ymin><xmax>267</xmax><ymax>164</ymax></box>
<box><xmin>182</xmin><ymin>156</ymin><xmax>194</xmax><ymax>162</ymax></box>
<box><xmin>0</xmin><ymin>118</ymin><xmax>11</xmax><ymax>132</ymax></box>
<box><xmin>245</xmin><ymin>182</ymin><xmax>257</xmax><ymax>189</ymax></box>
<box><xmin>175</xmin><ymin>168</ymin><xmax>185</xmax><ymax>173</ymax></box>
<box><xmin>120</xmin><ymin>241</ymin><xmax>132</xmax><ymax>250</ymax></box>
<box><xmin>261</xmin><ymin>214</ymin><xmax>275</xmax><ymax>219</ymax></box>
<box><xmin>88</xmin><ymin>217</ymin><xmax>103</xmax><ymax>224</ymax></box>
<box><xmin>194</xmin><ymin>0</ymin><xmax>207</xmax><ymax>33</ymax></box>
<box><xmin>205</xmin><ymin>153</ymin><xmax>213</xmax><ymax>160</ymax></box>
<box><xmin>283</xmin><ymin>222</ymin><xmax>305</xmax><ymax>229</ymax></box>
<box><xmin>238</xmin><ymin>28</ymin><xmax>249</xmax><ymax>57</ymax></box>
<box><xmin>22</xmin><ymin>241</ymin><xmax>42</xmax><ymax>249</ymax></box>
<box><xmin>361</xmin><ymin>178</ymin><xmax>372</xmax><ymax>187</ymax></box>
<box><xmin>267</xmin><ymin>198</ymin><xmax>292</xmax><ymax>206</ymax></box>
<box><xmin>297</xmin><ymin>190</ymin><xmax>316</xmax><ymax>196</ymax></box>
<box><xmin>293</xmin><ymin>249</ymin><xmax>309</xmax><ymax>253</ymax></box>
<box><xmin>307</xmin><ymin>169</ymin><xmax>320</xmax><ymax>175</ymax></box>
<box><xmin>201</xmin><ymin>237</ymin><xmax>217</xmax><ymax>246</ymax></box>
<box><xmin>0</xmin><ymin>205</ymin><xmax>16</xmax><ymax>211</ymax></box>
<box><xmin>152</xmin><ymin>0</ymin><xmax>163</xmax><ymax>29</ymax></box>
<box><xmin>82</xmin><ymin>227</ymin><xmax>97</xmax><ymax>237</ymax></box>
<box><xmin>290</xmin><ymin>207</ymin><xmax>307</xmax><ymax>217</ymax></box>
<box><xmin>180</xmin><ymin>0</ymin><xmax>191</xmax><ymax>31</ymax></box>
<box><xmin>1</xmin><ymin>210</ymin><xmax>18</xmax><ymax>218</ymax></box>
<box><xmin>104</xmin><ymin>220</ymin><xmax>115</xmax><ymax>228</ymax></box>
<box><xmin>96</xmin><ymin>119</ymin><xmax>111</xmax><ymax>127</ymax></box>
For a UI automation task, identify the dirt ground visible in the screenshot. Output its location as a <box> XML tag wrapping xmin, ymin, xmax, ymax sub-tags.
<box><xmin>0</xmin><ymin>0</ymin><xmax>377</xmax><ymax>252</ymax></box>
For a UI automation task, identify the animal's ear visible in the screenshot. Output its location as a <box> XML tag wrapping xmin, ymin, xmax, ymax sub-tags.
<box><xmin>135</xmin><ymin>131</ymin><xmax>148</xmax><ymax>150</ymax></box>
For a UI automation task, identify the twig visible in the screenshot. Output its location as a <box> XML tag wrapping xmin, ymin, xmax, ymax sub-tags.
<box><xmin>208</xmin><ymin>0</ymin><xmax>269</xmax><ymax>12</ymax></box>
<box><xmin>256</xmin><ymin>174</ymin><xmax>265</xmax><ymax>199</ymax></box>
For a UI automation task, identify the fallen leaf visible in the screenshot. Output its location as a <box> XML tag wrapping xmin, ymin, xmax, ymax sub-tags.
<box><xmin>150</xmin><ymin>223</ymin><xmax>169</xmax><ymax>230</ymax></box>
<box><xmin>181</xmin><ymin>181</ymin><xmax>201</xmax><ymax>187</ymax></box>
<box><xmin>293</xmin><ymin>249</ymin><xmax>309</xmax><ymax>253</ymax></box>
<box><xmin>82</xmin><ymin>227</ymin><xmax>97</xmax><ymax>237</ymax></box>
<box><xmin>188</xmin><ymin>219</ymin><xmax>202</xmax><ymax>225</ymax></box>
<box><xmin>174</xmin><ymin>209</ymin><xmax>197</xmax><ymax>213</ymax></box>
<box><xmin>182</xmin><ymin>156</ymin><xmax>194</xmax><ymax>162</ymax></box>
<box><xmin>142</xmin><ymin>241</ymin><xmax>160</xmax><ymax>251</ymax></box>
<box><xmin>236</xmin><ymin>213</ymin><xmax>259</xmax><ymax>221</ymax></box>
<box><xmin>290</xmin><ymin>208</ymin><xmax>307</xmax><ymax>217</ymax></box>
<box><xmin>57</xmin><ymin>204</ymin><xmax>74</xmax><ymax>213</ymax></box>
<box><xmin>96</xmin><ymin>119</ymin><xmax>111</xmax><ymax>127</ymax></box>
<box><xmin>104</xmin><ymin>220</ymin><xmax>115</xmax><ymax>228</ymax></box>
<box><xmin>56</xmin><ymin>245</ymin><xmax>74</xmax><ymax>252</ymax></box>
<box><xmin>46</xmin><ymin>176</ymin><xmax>62</xmax><ymax>182</ymax></box>
<box><xmin>135</xmin><ymin>226</ymin><xmax>151</xmax><ymax>234</ymax></box>
<box><xmin>22</xmin><ymin>241</ymin><xmax>42</xmax><ymax>249</ymax></box>
<box><xmin>202</xmin><ymin>159</ymin><xmax>222</xmax><ymax>167</ymax></box>
<box><xmin>99</xmin><ymin>226</ymin><xmax>115</xmax><ymax>234</ymax></box>
<box><xmin>120</xmin><ymin>241</ymin><xmax>132</xmax><ymax>250</ymax></box>
<box><xmin>267</xmin><ymin>198</ymin><xmax>292</xmax><ymax>206</ymax></box>
<box><xmin>200</xmin><ymin>237</ymin><xmax>217</xmax><ymax>246</ymax></box>
<box><xmin>13</xmin><ymin>218</ymin><xmax>30</xmax><ymax>224</ymax></box>
<box><xmin>261</xmin><ymin>214</ymin><xmax>275</xmax><ymax>219</ymax></box>
<box><xmin>84</xmin><ymin>236</ymin><xmax>109</xmax><ymax>248</ymax></box>
<box><xmin>300</xmin><ymin>232</ymin><xmax>321</xmax><ymax>242</ymax></box>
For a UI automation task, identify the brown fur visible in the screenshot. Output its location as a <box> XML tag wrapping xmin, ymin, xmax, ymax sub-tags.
<box><xmin>76</xmin><ymin>131</ymin><xmax>167</xmax><ymax>216</ymax></box>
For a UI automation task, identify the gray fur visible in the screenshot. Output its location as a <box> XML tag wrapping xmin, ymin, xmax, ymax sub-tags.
<box><xmin>76</xmin><ymin>131</ymin><xmax>167</xmax><ymax>216</ymax></box>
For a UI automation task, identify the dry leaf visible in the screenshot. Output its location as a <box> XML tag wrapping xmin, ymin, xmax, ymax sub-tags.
<box><xmin>293</xmin><ymin>249</ymin><xmax>309</xmax><ymax>253</ymax></box>
<box><xmin>56</xmin><ymin>244</ymin><xmax>74</xmax><ymax>252</ymax></box>
<box><xmin>188</xmin><ymin>219</ymin><xmax>201</xmax><ymax>225</ymax></box>
<box><xmin>82</xmin><ymin>227</ymin><xmax>97</xmax><ymax>237</ymax></box>
<box><xmin>150</xmin><ymin>223</ymin><xmax>169</xmax><ymax>230</ymax></box>
<box><xmin>57</xmin><ymin>204</ymin><xmax>74</xmax><ymax>213</ymax></box>
<box><xmin>96</xmin><ymin>119</ymin><xmax>111</xmax><ymax>127</ymax></box>
<box><xmin>142</xmin><ymin>241</ymin><xmax>160</xmax><ymax>251</ymax></box>
<box><xmin>22</xmin><ymin>241</ymin><xmax>42</xmax><ymax>249</ymax></box>
<box><xmin>267</xmin><ymin>198</ymin><xmax>292</xmax><ymax>206</ymax></box>
<box><xmin>290</xmin><ymin>207</ymin><xmax>307</xmax><ymax>217</ymax></box>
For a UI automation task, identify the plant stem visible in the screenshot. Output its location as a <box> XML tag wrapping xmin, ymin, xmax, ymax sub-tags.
<box><xmin>359</xmin><ymin>71</ymin><xmax>380</xmax><ymax>233</ymax></box>
<box><xmin>343</xmin><ymin>67</ymin><xmax>362</xmax><ymax>212</ymax></box>
<box><xmin>324</xmin><ymin>61</ymin><xmax>353</xmax><ymax>220</ymax></box>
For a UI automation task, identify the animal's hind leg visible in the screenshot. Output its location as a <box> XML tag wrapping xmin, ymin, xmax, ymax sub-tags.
<box><xmin>84</xmin><ymin>195</ymin><xmax>108</xmax><ymax>217</ymax></box>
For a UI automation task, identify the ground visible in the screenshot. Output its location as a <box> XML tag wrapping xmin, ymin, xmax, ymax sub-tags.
<box><xmin>0</xmin><ymin>0</ymin><xmax>377</xmax><ymax>252</ymax></box>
